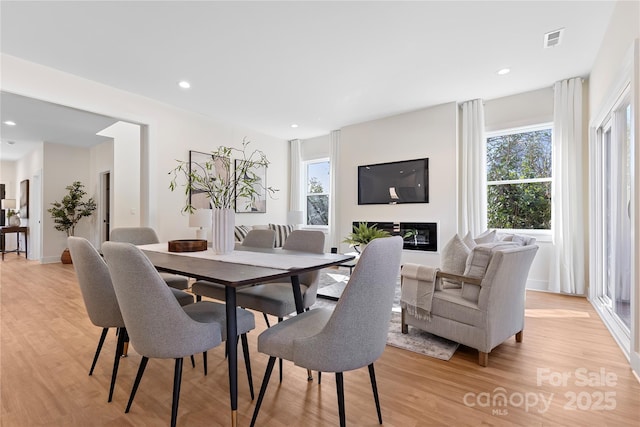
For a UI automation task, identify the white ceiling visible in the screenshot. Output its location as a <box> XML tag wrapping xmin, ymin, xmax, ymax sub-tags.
<box><xmin>0</xmin><ymin>1</ymin><xmax>616</xmax><ymax>159</ymax></box>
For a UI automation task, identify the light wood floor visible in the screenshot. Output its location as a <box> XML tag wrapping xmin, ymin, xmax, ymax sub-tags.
<box><xmin>1</xmin><ymin>256</ymin><xmax>639</xmax><ymax>426</ymax></box>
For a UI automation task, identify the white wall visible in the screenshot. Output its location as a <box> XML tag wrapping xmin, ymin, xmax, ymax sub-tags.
<box><xmin>1</xmin><ymin>54</ymin><xmax>289</xmax><ymax>254</ymax></box>
<box><xmin>301</xmin><ymin>134</ymin><xmax>331</xmax><ymax>161</ymax></box>
<box><xmin>339</xmin><ymin>102</ymin><xmax>458</xmax><ymax>266</ymax></box>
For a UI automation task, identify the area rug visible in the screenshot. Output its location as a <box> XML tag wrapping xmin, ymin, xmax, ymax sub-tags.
<box><xmin>316</xmin><ymin>268</ymin><xmax>459</xmax><ymax>361</ymax></box>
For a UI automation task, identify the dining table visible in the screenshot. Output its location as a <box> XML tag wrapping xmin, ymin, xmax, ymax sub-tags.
<box><xmin>139</xmin><ymin>243</ymin><xmax>355</xmax><ymax>427</ymax></box>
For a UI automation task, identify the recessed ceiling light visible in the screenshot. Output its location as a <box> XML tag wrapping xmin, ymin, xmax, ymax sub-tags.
<box><xmin>178</xmin><ymin>81</ymin><xmax>191</xmax><ymax>89</ymax></box>
<box><xmin>3</xmin><ymin>120</ymin><xmax>16</xmax><ymax>126</ymax></box>
<box><xmin>497</xmin><ymin>68</ymin><xmax>511</xmax><ymax>75</ymax></box>
<box><xmin>291</xmin><ymin>124</ymin><xmax>299</xmax><ymax>128</ymax></box>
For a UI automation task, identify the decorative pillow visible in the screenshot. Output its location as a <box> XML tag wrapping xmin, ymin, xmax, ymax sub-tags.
<box><xmin>234</xmin><ymin>225</ymin><xmax>251</xmax><ymax>242</ymax></box>
<box><xmin>440</xmin><ymin>234</ymin><xmax>470</xmax><ymax>289</ymax></box>
<box><xmin>463</xmin><ymin>232</ymin><xmax>477</xmax><ymax>250</ymax></box>
<box><xmin>474</xmin><ymin>229</ymin><xmax>497</xmax><ymax>244</ymax></box>
<box><xmin>501</xmin><ymin>233</ymin><xmax>536</xmax><ymax>246</ymax></box>
<box><xmin>269</xmin><ymin>224</ymin><xmax>294</xmax><ymax>248</ymax></box>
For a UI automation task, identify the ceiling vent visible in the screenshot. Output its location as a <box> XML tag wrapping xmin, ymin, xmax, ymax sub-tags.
<box><xmin>544</xmin><ymin>28</ymin><xmax>564</xmax><ymax>48</ymax></box>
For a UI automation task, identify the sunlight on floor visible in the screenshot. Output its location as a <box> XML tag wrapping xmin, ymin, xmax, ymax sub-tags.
<box><xmin>326</xmin><ymin>272</ymin><xmax>349</xmax><ymax>283</ymax></box>
<box><xmin>525</xmin><ymin>309</ymin><xmax>590</xmax><ymax>318</ymax></box>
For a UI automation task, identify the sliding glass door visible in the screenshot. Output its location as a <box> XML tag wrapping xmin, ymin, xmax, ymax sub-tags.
<box><xmin>591</xmin><ymin>86</ymin><xmax>632</xmax><ymax>347</ymax></box>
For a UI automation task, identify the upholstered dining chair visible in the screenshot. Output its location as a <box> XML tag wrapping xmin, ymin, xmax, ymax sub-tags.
<box><xmin>250</xmin><ymin>236</ymin><xmax>403</xmax><ymax>427</ymax></box>
<box><xmin>241</xmin><ymin>228</ymin><xmax>276</xmax><ymax>248</ymax></box>
<box><xmin>102</xmin><ymin>241</ymin><xmax>255</xmax><ymax>426</ymax></box>
<box><xmin>68</xmin><ymin>236</ymin><xmax>194</xmax><ymax>403</ymax></box>
<box><xmin>192</xmin><ymin>229</ymin><xmax>325</xmax><ymax>381</ymax></box>
<box><xmin>110</xmin><ymin>227</ymin><xmax>190</xmax><ymax>290</ymax></box>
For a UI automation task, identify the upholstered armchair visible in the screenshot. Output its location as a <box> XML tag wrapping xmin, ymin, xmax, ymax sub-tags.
<box><xmin>401</xmin><ymin>242</ymin><xmax>538</xmax><ymax>366</ymax></box>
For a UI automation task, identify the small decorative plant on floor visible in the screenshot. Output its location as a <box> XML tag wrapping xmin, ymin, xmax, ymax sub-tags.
<box><xmin>48</xmin><ymin>181</ymin><xmax>97</xmax><ymax>237</ymax></box>
<box><xmin>343</xmin><ymin>222</ymin><xmax>391</xmax><ymax>253</ymax></box>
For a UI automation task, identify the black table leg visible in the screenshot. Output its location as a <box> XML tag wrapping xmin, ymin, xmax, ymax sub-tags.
<box><xmin>225</xmin><ymin>286</ymin><xmax>238</xmax><ymax>427</ymax></box>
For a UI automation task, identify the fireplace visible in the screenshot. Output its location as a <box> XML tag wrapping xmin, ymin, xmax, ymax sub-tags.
<box><xmin>352</xmin><ymin>221</ymin><xmax>437</xmax><ymax>252</ymax></box>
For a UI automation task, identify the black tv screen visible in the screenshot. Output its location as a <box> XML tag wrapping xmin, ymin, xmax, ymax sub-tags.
<box><xmin>358</xmin><ymin>158</ymin><xmax>429</xmax><ymax>205</ymax></box>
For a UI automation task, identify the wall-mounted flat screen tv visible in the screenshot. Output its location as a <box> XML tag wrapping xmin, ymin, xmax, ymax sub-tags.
<box><xmin>358</xmin><ymin>158</ymin><xmax>429</xmax><ymax>205</ymax></box>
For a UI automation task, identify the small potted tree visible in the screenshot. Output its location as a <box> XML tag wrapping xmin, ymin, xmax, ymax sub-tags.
<box><xmin>48</xmin><ymin>181</ymin><xmax>97</xmax><ymax>264</ymax></box>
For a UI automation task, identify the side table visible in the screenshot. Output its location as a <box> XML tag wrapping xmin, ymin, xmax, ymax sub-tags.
<box><xmin>1</xmin><ymin>226</ymin><xmax>28</xmax><ymax>260</ymax></box>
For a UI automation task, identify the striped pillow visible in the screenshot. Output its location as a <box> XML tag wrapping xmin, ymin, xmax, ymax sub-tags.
<box><xmin>269</xmin><ymin>224</ymin><xmax>293</xmax><ymax>248</ymax></box>
<box><xmin>234</xmin><ymin>225</ymin><xmax>251</xmax><ymax>242</ymax></box>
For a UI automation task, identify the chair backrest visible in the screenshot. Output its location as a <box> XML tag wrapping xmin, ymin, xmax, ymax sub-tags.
<box><xmin>294</xmin><ymin>236</ymin><xmax>403</xmax><ymax>372</ymax></box>
<box><xmin>242</xmin><ymin>229</ymin><xmax>276</xmax><ymax>248</ymax></box>
<box><xmin>110</xmin><ymin>227</ymin><xmax>160</xmax><ymax>245</ymax></box>
<box><xmin>68</xmin><ymin>236</ymin><xmax>124</xmax><ymax>328</ymax></box>
<box><xmin>282</xmin><ymin>230</ymin><xmax>325</xmax><ymax>306</ymax></box>
<box><xmin>101</xmin><ymin>241</ymin><xmax>221</xmax><ymax>358</ymax></box>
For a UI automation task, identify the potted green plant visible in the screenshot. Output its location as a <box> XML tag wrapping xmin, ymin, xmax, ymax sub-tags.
<box><xmin>343</xmin><ymin>222</ymin><xmax>391</xmax><ymax>253</ymax></box>
<box><xmin>169</xmin><ymin>138</ymin><xmax>278</xmax><ymax>254</ymax></box>
<box><xmin>48</xmin><ymin>181</ymin><xmax>97</xmax><ymax>263</ymax></box>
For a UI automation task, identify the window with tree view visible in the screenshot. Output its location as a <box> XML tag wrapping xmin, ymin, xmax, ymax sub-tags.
<box><xmin>486</xmin><ymin>125</ymin><xmax>552</xmax><ymax>230</ymax></box>
<box><xmin>305</xmin><ymin>160</ymin><xmax>330</xmax><ymax>226</ymax></box>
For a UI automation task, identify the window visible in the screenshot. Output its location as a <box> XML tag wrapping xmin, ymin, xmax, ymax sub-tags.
<box><xmin>304</xmin><ymin>159</ymin><xmax>330</xmax><ymax>226</ymax></box>
<box><xmin>486</xmin><ymin>124</ymin><xmax>552</xmax><ymax>230</ymax></box>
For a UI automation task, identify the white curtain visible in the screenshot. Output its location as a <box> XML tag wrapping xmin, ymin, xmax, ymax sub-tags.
<box><xmin>329</xmin><ymin>130</ymin><xmax>340</xmax><ymax>248</ymax></box>
<box><xmin>549</xmin><ymin>78</ymin><xmax>585</xmax><ymax>294</ymax></box>
<box><xmin>459</xmin><ymin>99</ymin><xmax>487</xmax><ymax>237</ymax></box>
<box><xmin>289</xmin><ymin>139</ymin><xmax>302</xmax><ymax>212</ymax></box>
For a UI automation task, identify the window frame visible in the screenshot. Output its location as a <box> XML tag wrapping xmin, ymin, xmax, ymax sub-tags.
<box><xmin>303</xmin><ymin>157</ymin><xmax>330</xmax><ymax>229</ymax></box>
<box><xmin>485</xmin><ymin>122</ymin><xmax>553</xmax><ymax>235</ymax></box>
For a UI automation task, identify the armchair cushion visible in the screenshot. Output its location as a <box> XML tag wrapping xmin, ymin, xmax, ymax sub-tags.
<box><xmin>461</xmin><ymin>242</ymin><xmax>520</xmax><ymax>302</ymax></box>
<box><xmin>440</xmin><ymin>234</ymin><xmax>470</xmax><ymax>289</ymax></box>
<box><xmin>234</xmin><ymin>225</ymin><xmax>251</xmax><ymax>242</ymax></box>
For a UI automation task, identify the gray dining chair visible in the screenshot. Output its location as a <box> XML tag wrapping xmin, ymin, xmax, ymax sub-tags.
<box><xmin>250</xmin><ymin>236</ymin><xmax>403</xmax><ymax>427</ymax></box>
<box><xmin>101</xmin><ymin>241</ymin><xmax>255</xmax><ymax>426</ymax></box>
<box><xmin>68</xmin><ymin>236</ymin><xmax>194</xmax><ymax>403</ymax></box>
<box><xmin>241</xmin><ymin>229</ymin><xmax>276</xmax><ymax>248</ymax></box>
<box><xmin>110</xmin><ymin>227</ymin><xmax>190</xmax><ymax>290</ymax></box>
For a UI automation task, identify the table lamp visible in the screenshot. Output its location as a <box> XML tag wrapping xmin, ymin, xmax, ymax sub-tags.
<box><xmin>2</xmin><ymin>199</ymin><xmax>19</xmax><ymax>226</ymax></box>
<box><xmin>189</xmin><ymin>208</ymin><xmax>212</xmax><ymax>240</ymax></box>
<box><xmin>287</xmin><ymin>210</ymin><xmax>304</xmax><ymax>229</ymax></box>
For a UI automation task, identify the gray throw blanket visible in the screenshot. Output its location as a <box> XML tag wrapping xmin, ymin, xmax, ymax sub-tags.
<box><xmin>400</xmin><ymin>264</ymin><xmax>440</xmax><ymax>321</ymax></box>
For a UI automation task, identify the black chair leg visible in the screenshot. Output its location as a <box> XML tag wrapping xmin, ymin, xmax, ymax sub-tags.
<box><xmin>250</xmin><ymin>356</ymin><xmax>276</xmax><ymax>427</ymax></box>
<box><xmin>108</xmin><ymin>327</ymin><xmax>126</xmax><ymax>402</ymax></box>
<box><xmin>263</xmin><ymin>312</ymin><xmax>271</xmax><ymax>328</ymax></box>
<box><xmin>171</xmin><ymin>357</ymin><xmax>182</xmax><ymax>427</ymax></box>
<box><xmin>368</xmin><ymin>363</ymin><xmax>383</xmax><ymax>424</ymax></box>
<box><xmin>318</xmin><ymin>371</ymin><xmax>322</xmax><ymax>384</ymax></box>
<box><xmin>125</xmin><ymin>356</ymin><xmax>149</xmax><ymax>413</ymax></box>
<box><xmin>196</xmin><ymin>295</ymin><xmax>202</xmax><ymax>302</ymax></box>
<box><xmin>203</xmin><ymin>351</ymin><xmax>208</xmax><ymax>376</ymax></box>
<box><xmin>190</xmin><ymin>355</ymin><xmax>195</xmax><ymax>368</ymax></box>
<box><xmin>171</xmin><ymin>358</ymin><xmax>183</xmax><ymax>427</ymax></box>
<box><xmin>240</xmin><ymin>333</ymin><xmax>254</xmax><ymax>399</ymax></box>
<box><xmin>336</xmin><ymin>372</ymin><xmax>346</xmax><ymax>427</ymax></box>
<box><xmin>278</xmin><ymin>317</ymin><xmax>283</xmax><ymax>383</ymax></box>
<box><xmin>89</xmin><ymin>328</ymin><xmax>108</xmax><ymax>376</ymax></box>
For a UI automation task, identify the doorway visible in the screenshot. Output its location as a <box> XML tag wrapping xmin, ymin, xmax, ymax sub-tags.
<box><xmin>100</xmin><ymin>171</ymin><xmax>111</xmax><ymax>245</ymax></box>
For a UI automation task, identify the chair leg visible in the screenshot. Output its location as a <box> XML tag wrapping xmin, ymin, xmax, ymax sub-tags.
<box><xmin>108</xmin><ymin>326</ymin><xmax>126</xmax><ymax>402</ymax></box>
<box><xmin>203</xmin><ymin>351</ymin><xmax>208</xmax><ymax>376</ymax></box>
<box><xmin>125</xmin><ymin>356</ymin><xmax>149</xmax><ymax>413</ymax></box>
<box><xmin>318</xmin><ymin>371</ymin><xmax>322</xmax><ymax>384</ymax></box>
<box><xmin>368</xmin><ymin>363</ymin><xmax>383</xmax><ymax>424</ymax></box>
<box><xmin>250</xmin><ymin>356</ymin><xmax>276</xmax><ymax>427</ymax></box>
<box><xmin>401</xmin><ymin>309</ymin><xmax>408</xmax><ymax>334</ymax></box>
<box><xmin>263</xmin><ymin>313</ymin><xmax>271</xmax><ymax>328</ymax></box>
<box><xmin>171</xmin><ymin>358</ymin><xmax>183</xmax><ymax>427</ymax></box>
<box><xmin>89</xmin><ymin>328</ymin><xmax>109</xmax><ymax>376</ymax></box>
<box><xmin>478</xmin><ymin>351</ymin><xmax>489</xmax><ymax>367</ymax></box>
<box><xmin>196</xmin><ymin>295</ymin><xmax>202</xmax><ymax>302</ymax></box>
<box><xmin>336</xmin><ymin>372</ymin><xmax>346</xmax><ymax>427</ymax></box>
<box><xmin>241</xmin><ymin>334</ymin><xmax>254</xmax><ymax>400</ymax></box>
<box><xmin>278</xmin><ymin>317</ymin><xmax>283</xmax><ymax>383</ymax></box>
<box><xmin>515</xmin><ymin>330</ymin><xmax>523</xmax><ymax>342</ymax></box>
<box><xmin>190</xmin><ymin>355</ymin><xmax>195</xmax><ymax>368</ymax></box>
